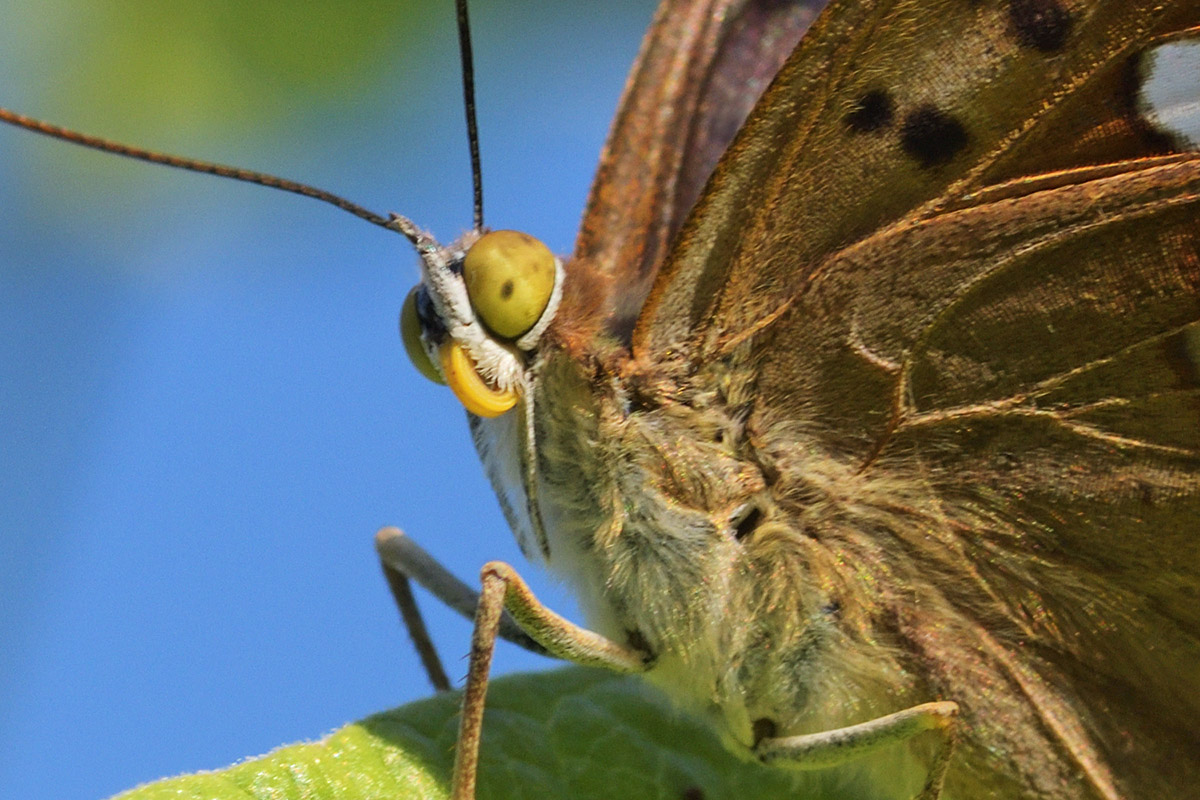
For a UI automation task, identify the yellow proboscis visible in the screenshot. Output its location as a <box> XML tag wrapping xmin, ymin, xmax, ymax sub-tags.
<box><xmin>440</xmin><ymin>341</ymin><xmax>518</xmax><ymax>418</ymax></box>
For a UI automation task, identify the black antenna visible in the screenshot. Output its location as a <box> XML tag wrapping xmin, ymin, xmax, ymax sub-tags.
<box><xmin>0</xmin><ymin>107</ymin><xmax>423</xmax><ymax>245</ymax></box>
<box><xmin>455</xmin><ymin>0</ymin><xmax>484</xmax><ymax>231</ymax></box>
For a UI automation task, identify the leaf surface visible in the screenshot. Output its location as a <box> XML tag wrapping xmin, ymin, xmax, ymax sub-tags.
<box><xmin>113</xmin><ymin>668</ymin><xmax>870</xmax><ymax>800</ymax></box>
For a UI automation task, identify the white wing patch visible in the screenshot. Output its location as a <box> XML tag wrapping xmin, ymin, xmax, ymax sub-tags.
<box><xmin>1138</xmin><ymin>35</ymin><xmax>1200</xmax><ymax>149</ymax></box>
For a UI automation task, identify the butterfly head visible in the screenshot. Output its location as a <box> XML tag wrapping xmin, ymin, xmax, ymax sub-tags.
<box><xmin>400</xmin><ymin>228</ymin><xmax>564</xmax><ymax>417</ymax></box>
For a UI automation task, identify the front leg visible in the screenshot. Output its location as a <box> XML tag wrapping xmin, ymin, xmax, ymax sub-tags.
<box><xmin>755</xmin><ymin>700</ymin><xmax>960</xmax><ymax>800</ymax></box>
<box><xmin>375</xmin><ymin>526</ymin><xmax>553</xmax><ymax>692</ymax></box>
<box><xmin>453</xmin><ymin>561</ymin><xmax>653</xmax><ymax>800</ymax></box>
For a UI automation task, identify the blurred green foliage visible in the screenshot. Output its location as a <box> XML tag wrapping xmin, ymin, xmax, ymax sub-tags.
<box><xmin>34</xmin><ymin>0</ymin><xmax>426</xmax><ymax>135</ymax></box>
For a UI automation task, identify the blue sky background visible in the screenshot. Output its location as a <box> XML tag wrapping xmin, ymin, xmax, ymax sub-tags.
<box><xmin>0</xmin><ymin>2</ymin><xmax>656</xmax><ymax>797</ymax></box>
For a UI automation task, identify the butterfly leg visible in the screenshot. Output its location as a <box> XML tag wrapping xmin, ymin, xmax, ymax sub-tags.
<box><xmin>755</xmin><ymin>701</ymin><xmax>959</xmax><ymax>800</ymax></box>
<box><xmin>451</xmin><ymin>560</ymin><xmax>653</xmax><ymax>800</ymax></box>
<box><xmin>374</xmin><ymin>526</ymin><xmax>551</xmax><ymax>691</ymax></box>
<box><xmin>377</xmin><ymin>543</ymin><xmax>451</xmax><ymax>691</ymax></box>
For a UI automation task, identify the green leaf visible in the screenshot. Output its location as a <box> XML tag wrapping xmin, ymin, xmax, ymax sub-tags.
<box><xmin>110</xmin><ymin>667</ymin><xmax>874</xmax><ymax>800</ymax></box>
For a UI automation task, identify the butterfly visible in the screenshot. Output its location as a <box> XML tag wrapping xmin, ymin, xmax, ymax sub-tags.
<box><xmin>3</xmin><ymin>1</ymin><xmax>1198</xmax><ymax>799</ymax></box>
<box><xmin>380</xmin><ymin>1</ymin><xmax>1200</xmax><ymax>798</ymax></box>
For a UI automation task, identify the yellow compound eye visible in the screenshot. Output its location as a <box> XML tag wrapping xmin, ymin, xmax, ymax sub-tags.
<box><xmin>400</xmin><ymin>287</ymin><xmax>445</xmax><ymax>385</ymax></box>
<box><xmin>440</xmin><ymin>341</ymin><xmax>517</xmax><ymax>418</ymax></box>
<box><xmin>462</xmin><ymin>230</ymin><xmax>556</xmax><ymax>339</ymax></box>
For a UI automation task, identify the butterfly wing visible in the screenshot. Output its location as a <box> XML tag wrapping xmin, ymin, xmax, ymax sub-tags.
<box><xmin>623</xmin><ymin>0</ymin><xmax>1200</xmax><ymax>797</ymax></box>
<box><xmin>783</xmin><ymin>157</ymin><xmax>1200</xmax><ymax>798</ymax></box>
<box><xmin>567</xmin><ymin>0</ymin><xmax>829</xmax><ymax>340</ymax></box>
<box><xmin>635</xmin><ymin>0</ymin><xmax>1200</xmax><ymax>361</ymax></box>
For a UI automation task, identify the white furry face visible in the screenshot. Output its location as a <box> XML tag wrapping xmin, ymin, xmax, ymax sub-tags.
<box><xmin>403</xmin><ymin>228</ymin><xmax>566</xmax><ymax>408</ymax></box>
<box><xmin>411</xmin><ymin>229</ymin><xmax>527</xmax><ymax>395</ymax></box>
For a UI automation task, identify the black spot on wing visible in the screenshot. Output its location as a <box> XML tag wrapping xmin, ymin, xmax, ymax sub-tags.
<box><xmin>845</xmin><ymin>89</ymin><xmax>895</xmax><ymax>133</ymax></box>
<box><xmin>900</xmin><ymin>105</ymin><xmax>970</xmax><ymax>168</ymax></box>
<box><xmin>1008</xmin><ymin>0</ymin><xmax>1073</xmax><ymax>53</ymax></box>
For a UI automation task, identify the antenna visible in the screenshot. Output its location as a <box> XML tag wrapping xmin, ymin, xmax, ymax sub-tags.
<box><xmin>456</xmin><ymin>0</ymin><xmax>485</xmax><ymax>232</ymax></box>
<box><xmin>0</xmin><ymin>107</ymin><xmax>423</xmax><ymax>245</ymax></box>
<box><xmin>1</xmin><ymin>1</ymin><xmax>488</xmax><ymax>244</ymax></box>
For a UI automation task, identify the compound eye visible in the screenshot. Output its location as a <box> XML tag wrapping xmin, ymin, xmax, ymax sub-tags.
<box><xmin>462</xmin><ymin>230</ymin><xmax>555</xmax><ymax>339</ymax></box>
<box><xmin>399</xmin><ymin>286</ymin><xmax>445</xmax><ymax>385</ymax></box>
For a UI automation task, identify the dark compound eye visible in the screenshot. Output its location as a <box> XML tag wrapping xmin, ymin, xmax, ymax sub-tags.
<box><xmin>400</xmin><ymin>286</ymin><xmax>445</xmax><ymax>385</ymax></box>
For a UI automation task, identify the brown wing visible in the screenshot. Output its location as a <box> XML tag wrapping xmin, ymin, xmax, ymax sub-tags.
<box><xmin>634</xmin><ymin>0</ymin><xmax>1200</xmax><ymax>359</ymax></box>
<box><xmin>758</xmin><ymin>155</ymin><xmax>1200</xmax><ymax>797</ymax></box>
<box><xmin>565</xmin><ymin>0</ymin><xmax>829</xmax><ymax>341</ymax></box>
<box><xmin>623</xmin><ymin>0</ymin><xmax>1200</xmax><ymax>797</ymax></box>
